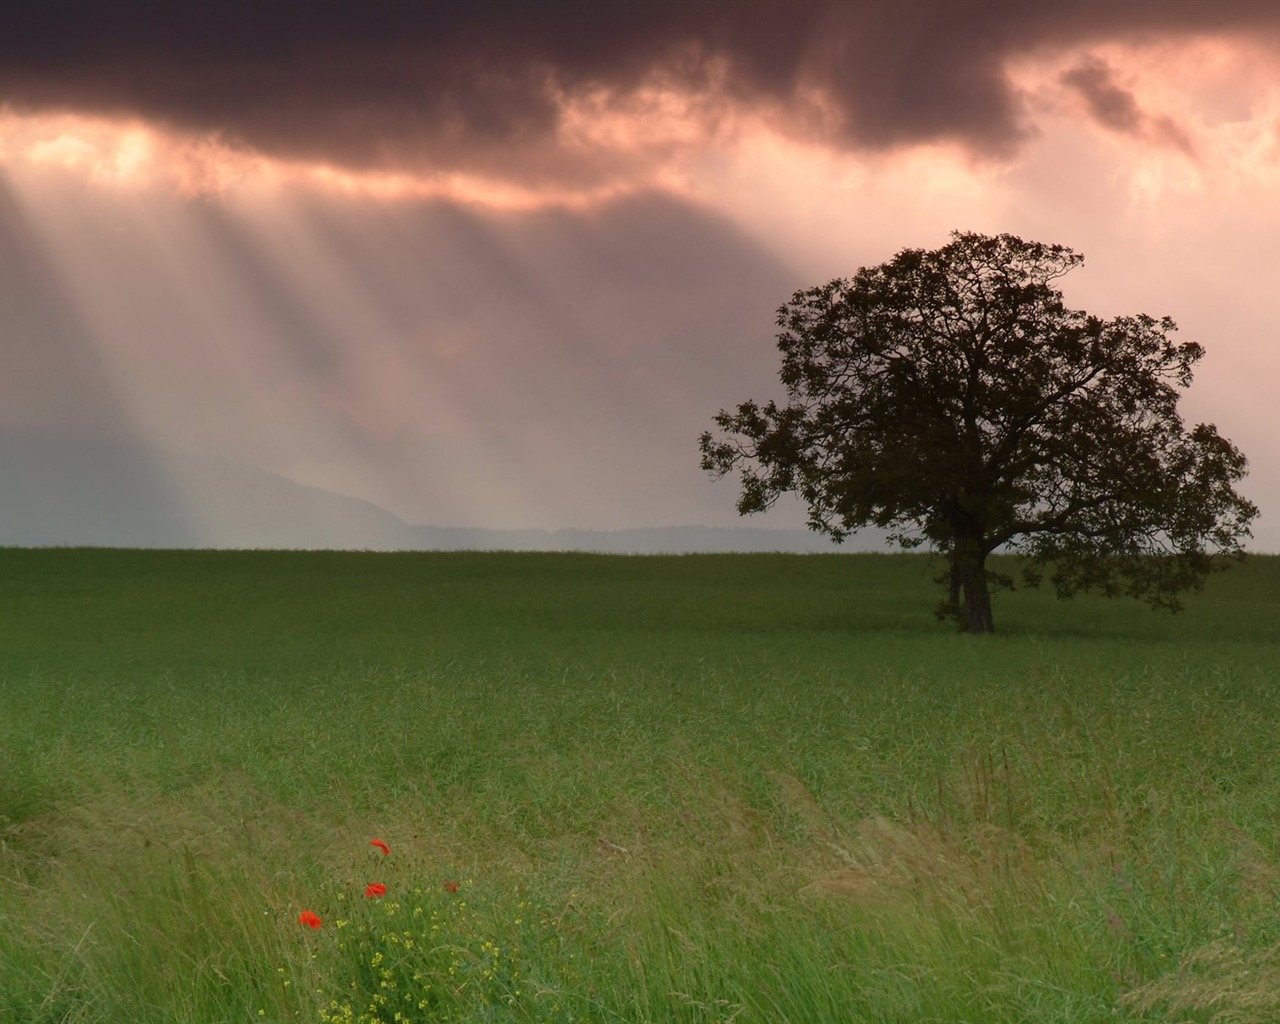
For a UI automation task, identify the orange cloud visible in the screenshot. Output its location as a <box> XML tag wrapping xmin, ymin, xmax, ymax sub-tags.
<box><xmin>0</xmin><ymin>108</ymin><xmax>652</xmax><ymax>210</ymax></box>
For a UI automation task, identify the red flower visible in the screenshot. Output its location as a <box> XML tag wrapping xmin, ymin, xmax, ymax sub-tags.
<box><xmin>364</xmin><ymin>883</ymin><xmax>387</xmax><ymax>898</ymax></box>
<box><xmin>443</xmin><ymin>880</ymin><xmax>459</xmax><ymax>893</ymax></box>
<box><xmin>370</xmin><ymin>838</ymin><xmax>391</xmax><ymax>856</ymax></box>
<box><xmin>298</xmin><ymin>910</ymin><xmax>322</xmax><ymax>929</ymax></box>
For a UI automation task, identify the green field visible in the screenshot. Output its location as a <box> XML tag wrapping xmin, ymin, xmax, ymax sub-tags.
<box><xmin>1</xmin><ymin>548</ymin><xmax>1278</xmax><ymax>1023</ymax></box>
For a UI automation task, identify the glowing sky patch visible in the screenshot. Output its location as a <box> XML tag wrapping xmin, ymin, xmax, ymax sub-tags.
<box><xmin>0</xmin><ymin>109</ymin><xmax>652</xmax><ymax>210</ymax></box>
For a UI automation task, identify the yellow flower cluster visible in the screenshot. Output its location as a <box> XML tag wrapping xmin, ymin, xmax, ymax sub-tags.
<box><xmin>315</xmin><ymin>876</ymin><xmax>571</xmax><ymax>1024</ymax></box>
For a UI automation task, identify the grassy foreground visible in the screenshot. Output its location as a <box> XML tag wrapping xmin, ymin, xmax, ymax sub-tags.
<box><xmin>0</xmin><ymin>548</ymin><xmax>1278</xmax><ymax>1024</ymax></box>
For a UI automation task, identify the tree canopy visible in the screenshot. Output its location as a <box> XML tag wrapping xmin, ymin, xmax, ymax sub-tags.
<box><xmin>699</xmin><ymin>232</ymin><xmax>1257</xmax><ymax>633</ymax></box>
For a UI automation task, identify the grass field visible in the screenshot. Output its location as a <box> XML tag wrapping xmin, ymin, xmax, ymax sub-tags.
<box><xmin>1</xmin><ymin>547</ymin><xmax>1278</xmax><ymax>1024</ymax></box>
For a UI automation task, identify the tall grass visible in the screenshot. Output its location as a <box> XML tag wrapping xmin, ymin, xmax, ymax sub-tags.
<box><xmin>1</xmin><ymin>549</ymin><xmax>1278</xmax><ymax>1022</ymax></box>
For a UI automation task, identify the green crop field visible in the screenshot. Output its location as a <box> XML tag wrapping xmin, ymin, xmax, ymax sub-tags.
<box><xmin>1</xmin><ymin>548</ymin><xmax>1278</xmax><ymax>1023</ymax></box>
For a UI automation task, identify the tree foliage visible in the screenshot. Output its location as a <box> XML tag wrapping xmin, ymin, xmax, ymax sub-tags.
<box><xmin>700</xmin><ymin>232</ymin><xmax>1257</xmax><ymax>633</ymax></box>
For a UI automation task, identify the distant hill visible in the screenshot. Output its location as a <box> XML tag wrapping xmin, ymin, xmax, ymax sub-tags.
<box><xmin>0</xmin><ymin>437</ymin><xmax>886</xmax><ymax>553</ymax></box>
<box><xmin>406</xmin><ymin>524</ymin><xmax>870</xmax><ymax>554</ymax></box>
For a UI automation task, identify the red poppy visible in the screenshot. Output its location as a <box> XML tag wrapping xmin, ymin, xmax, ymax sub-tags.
<box><xmin>364</xmin><ymin>883</ymin><xmax>387</xmax><ymax>898</ymax></box>
<box><xmin>443</xmin><ymin>880</ymin><xmax>459</xmax><ymax>893</ymax></box>
<box><xmin>298</xmin><ymin>910</ymin><xmax>322</xmax><ymax>929</ymax></box>
<box><xmin>370</xmin><ymin>838</ymin><xmax>391</xmax><ymax>856</ymax></box>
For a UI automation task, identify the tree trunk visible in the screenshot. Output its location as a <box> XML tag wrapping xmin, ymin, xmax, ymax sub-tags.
<box><xmin>961</xmin><ymin>564</ymin><xmax>995</xmax><ymax>633</ymax></box>
<box><xmin>953</xmin><ymin>536</ymin><xmax>995</xmax><ymax>634</ymax></box>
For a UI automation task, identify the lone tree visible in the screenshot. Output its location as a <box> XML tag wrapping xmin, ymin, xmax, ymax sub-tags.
<box><xmin>700</xmin><ymin>232</ymin><xmax>1257</xmax><ymax>633</ymax></box>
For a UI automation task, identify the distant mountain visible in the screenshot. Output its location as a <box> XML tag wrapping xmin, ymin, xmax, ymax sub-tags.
<box><xmin>0</xmin><ymin>437</ymin><xmax>417</xmax><ymax>549</ymax></box>
<box><xmin>0</xmin><ymin>437</ymin><xmax>887</xmax><ymax>553</ymax></box>
<box><xmin>406</xmin><ymin>524</ymin><xmax>873</xmax><ymax>554</ymax></box>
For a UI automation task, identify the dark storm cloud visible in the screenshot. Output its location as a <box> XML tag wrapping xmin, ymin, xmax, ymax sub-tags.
<box><xmin>1060</xmin><ymin>58</ymin><xmax>1145</xmax><ymax>135</ymax></box>
<box><xmin>0</xmin><ymin>0</ymin><xmax>1274</xmax><ymax>172</ymax></box>
<box><xmin>1060</xmin><ymin>56</ymin><xmax>1197</xmax><ymax>155</ymax></box>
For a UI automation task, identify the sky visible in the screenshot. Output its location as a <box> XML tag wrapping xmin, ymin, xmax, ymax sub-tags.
<box><xmin>1</xmin><ymin>0</ymin><xmax>1279</xmax><ymax>548</ymax></box>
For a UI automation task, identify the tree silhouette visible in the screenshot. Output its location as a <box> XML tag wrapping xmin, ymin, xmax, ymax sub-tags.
<box><xmin>700</xmin><ymin>232</ymin><xmax>1257</xmax><ymax>633</ymax></box>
